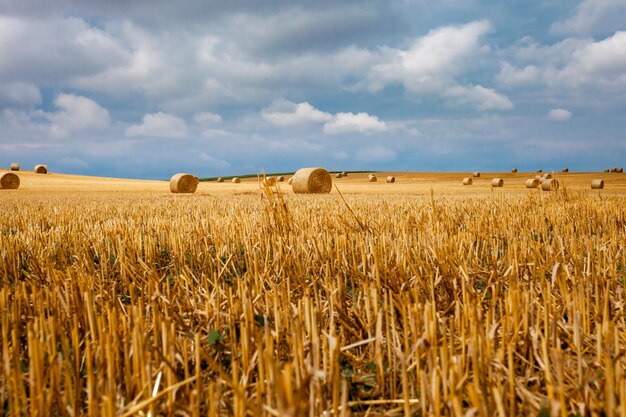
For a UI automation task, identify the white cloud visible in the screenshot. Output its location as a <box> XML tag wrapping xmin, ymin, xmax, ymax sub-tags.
<box><xmin>0</xmin><ymin>82</ymin><xmax>42</xmax><ymax>108</ymax></box>
<box><xmin>443</xmin><ymin>85</ymin><xmax>514</xmax><ymax>110</ymax></box>
<box><xmin>202</xmin><ymin>128</ymin><xmax>232</xmax><ymax>138</ymax></box>
<box><xmin>551</xmin><ymin>0</ymin><xmax>626</xmax><ymax>36</ymax></box>
<box><xmin>43</xmin><ymin>94</ymin><xmax>110</xmax><ymax>137</ymax></box>
<box><xmin>333</xmin><ymin>150</ymin><xmax>348</xmax><ymax>159</ymax></box>
<box><xmin>262</xmin><ymin>100</ymin><xmax>333</xmax><ymax>127</ymax></box>
<box><xmin>496</xmin><ymin>62</ymin><xmax>539</xmax><ymax>85</ymax></box>
<box><xmin>323</xmin><ymin>112</ymin><xmax>388</xmax><ymax>134</ymax></box>
<box><xmin>548</xmin><ymin>109</ymin><xmax>572</xmax><ymax>121</ymax></box>
<box><xmin>194</xmin><ymin>112</ymin><xmax>222</xmax><ymax>124</ymax></box>
<box><xmin>126</xmin><ymin>112</ymin><xmax>187</xmax><ymax>138</ymax></box>
<box><xmin>355</xmin><ymin>145</ymin><xmax>396</xmax><ymax>162</ymax></box>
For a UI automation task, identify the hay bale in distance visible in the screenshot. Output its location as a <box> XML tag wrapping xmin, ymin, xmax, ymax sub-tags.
<box><xmin>562</xmin><ymin>168</ymin><xmax>569</xmax><ymax>172</ymax></box>
<box><xmin>511</xmin><ymin>168</ymin><xmax>518</xmax><ymax>173</ymax></box>
<box><xmin>170</xmin><ymin>173</ymin><xmax>199</xmax><ymax>193</ymax></box>
<box><xmin>277</xmin><ymin>176</ymin><xmax>285</xmax><ymax>182</ymax></box>
<box><xmin>34</xmin><ymin>164</ymin><xmax>48</xmax><ymax>174</ymax></box>
<box><xmin>619</xmin><ymin>168</ymin><xmax>624</xmax><ymax>173</ymax></box>
<box><xmin>463</xmin><ymin>177</ymin><xmax>473</xmax><ymax>185</ymax></box>
<box><xmin>541</xmin><ymin>179</ymin><xmax>559</xmax><ymax>191</ymax></box>
<box><xmin>604</xmin><ymin>169</ymin><xmax>610</xmax><ymax>173</ymax></box>
<box><xmin>291</xmin><ymin>167</ymin><xmax>332</xmax><ymax>194</ymax></box>
<box><xmin>263</xmin><ymin>177</ymin><xmax>277</xmax><ymax>186</ymax></box>
<box><xmin>10</xmin><ymin>163</ymin><xmax>19</xmax><ymax>171</ymax></box>
<box><xmin>368</xmin><ymin>174</ymin><xmax>377</xmax><ymax>182</ymax></box>
<box><xmin>536</xmin><ymin>169</ymin><xmax>543</xmax><ymax>173</ymax></box>
<box><xmin>525</xmin><ymin>178</ymin><xmax>539</xmax><ymax>188</ymax></box>
<box><xmin>386</xmin><ymin>176</ymin><xmax>396</xmax><ymax>183</ymax></box>
<box><xmin>341</xmin><ymin>172</ymin><xmax>347</xmax><ymax>177</ymax></box>
<box><xmin>540</xmin><ymin>173</ymin><xmax>553</xmax><ymax>180</ymax></box>
<box><xmin>216</xmin><ymin>177</ymin><xmax>224</xmax><ymax>183</ymax></box>
<box><xmin>232</xmin><ymin>177</ymin><xmax>241</xmax><ymax>184</ymax></box>
<box><xmin>336</xmin><ymin>173</ymin><xmax>343</xmax><ymax>178</ymax></box>
<box><xmin>491</xmin><ymin>178</ymin><xmax>504</xmax><ymax>187</ymax></box>
<box><xmin>591</xmin><ymin>179</ymin><xmax>604</xmax><ymax>189</ymax></box>
<box><xmin>0</xmin><ymin>172</ymin><xmax>20</xmax><ymax>189</ymax></box>
<box><xmin>473</xmin><ymin>172</ymin><xmax>480</xmax><ymax>177</ymax></box>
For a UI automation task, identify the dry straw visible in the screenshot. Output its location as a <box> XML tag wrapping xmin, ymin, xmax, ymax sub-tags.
<box><xmin>591</xmin><ymin>179</ymin><xmax>604</xmax><ymax>189</ymax></box>
<box><xmin>491</xmin><ymin>178</ymin><xmax>504</xmax><ymax>187</ymax></box>
<box><xmin>34</xmin><ymin>164</ymin><xmax>48</xmax><ymax>174</ymax></box>
<box><xmin>386</xmin><ymin>176</ymin><xmax>396</xmax><ymax>183</ymax></box>
<box><xmin>10</xmin><ymin>163</ymin><xmax>19</xmax><ymax>171</ymax></box>
<box><xmin>216</xmin><ymin>177</ymin><xmax>224</xmax><ymax>183</ymax></box>
<box><xmin>511</xmin><ymin>168</ymin><xmax>518</xmax><ymax>173</ymax></box>
<box><xmin>0</xmin><ymin>172</ymin><xmax>20</xmax><ymax>189</ymax></box>
<box><xmin>368</xmin><ymin>174</ymin><xmax>377</xmax><ymax>182</ymax></box>
<box><xmin>232</xmin><ymin>177</ymin><xmax>241</xmax><ymax>183</ymax></box>
<box><xmin>541</xmin><ymin>178</ymin><xmax>559</xmax><ymax>191</ymax></box>
<box><xmin>291</xmin><ymin>167</ymin><xmax>332</xmax><ymax>194</ymax></box>
<box><xmin>463</xmin><ymin>177</ymin><xmax>473</xmax><ymax>185</ymax></box>
<box><xmin>473</xmin><ymin>172</ymin><xmax>480</xmax><ymax>177</ymax></box>
<box><xmin>169</xmin><ymin>173</ymin><xmax>199</xmax><ymax>194</ymax></box>
<box><xmin>525</xmin><ymin>178</ymin><xmax>539</xmax><ymax>188</ymax></box>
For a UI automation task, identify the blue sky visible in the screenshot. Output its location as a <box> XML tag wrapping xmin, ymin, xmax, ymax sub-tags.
<box><xmin>1</xmin><ymin>0</ymin><xmax>625</xmax><ymax>179</ymax></box>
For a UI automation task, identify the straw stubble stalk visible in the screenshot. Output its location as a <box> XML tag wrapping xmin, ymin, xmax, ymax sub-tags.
<box><xmin>386</xmin><ymin>176</ymin><xmax>395</xmax><ymax>183</ymax></box>
<box><xmin>34</xmin><ymin>165</ymin><xmax>48</xmax><ymax>174</ymax></box>
<box><xmin>232</xmin><ymin>177</ymin><xmax>241</xmax><ymax>183</ymax></box>
<box><xmin>491</xmin><ymin>178</ymin><xmax>504</xmax><ymax>187</ymax></box>
<box><xmin>463</xmin><ymin>177</ymin><xmax>473</xmax><ymax>185</ymax></box>
<box><xmin>169</xmin><ymin>173</ymin><xmax>199</xmax><ymax>194</ymax></box>
<box><xmin>368</xmin><ymin>174</ymin><xmax>377</xmax><ymax>182</ymax></box>
<box><xmin>291</xmin><ymin>167</ymin><xmax>332</xmax><ymax>194</ymax></box>
<box><xmin>10</xmin><ymin>163</ymin><xmax>19</xmax><ymax>171</ymax></box>
<box><xmin>591</xmin><ymin>179</ymin><xmax>604</xmax><ymax>189</ymax></box>
<box><xmin>0</xmin><ymin>172</ymin><xmax>20</xmax><ymax>189</ymax></box>
<box><xmin>473</xmin><ymin>172</ymin><xmax>480</xmax><ymax>177</ymax></box>
<box><xmin>541</xmin><ymin>178</ymin><xmax>559</xmax><ymax>191</ymax></box>
<box><xmin>526</xmin><ymin>178</ymin><xmax>539</xmax><ymax>188</ymax></box>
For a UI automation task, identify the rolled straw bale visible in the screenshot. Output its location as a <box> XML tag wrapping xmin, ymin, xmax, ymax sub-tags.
<box><xmin>604</xmin><ymin>169</ymin><xmax>610</xmax><ymax>173</ymax></box>
<box><xmin>0</xmin><ymin>172</ymin><xmax>20</xmax><ymax>189</ymax></box>
<box><xmin>511</xmin><ymin>168</ymin><xmax>518</xmax><ymax>173</ymax></box>
<box><xmin>263</xmin><ymin>176</ymin><xmax>277</xmax><ymax>186</ymax></box>
<box><xmin>462</xmin><ymin>177</ymin><xmax>473</xmax><ymax>185</ymax></box>
<box><xmin>232</xmin><ymin>177</ymin><xmax>241</xmax><ymax>183</ymax></box>
<box><xmin>535</xmin><ymin>175</ymin><xmax>542</xmax><ymax>180</ymax></box>
<box><xmin>34</xmin><ymin>164</ymin><xmax>48</xmax><ymax>174</ymax></box>
<box><xmin>525</xmin><ymin>178</ymin><xmax>539</xmax><ymax>188</ymax></box>
<box><xmin>619</xmin><ymin>168</ymin><xmax>624</xmax><ymax>173</ymax></box>
<box><xmin>536</xmin><ymin>169</ymin><xmax>543</xmax><ymax>173</ymax></box>
<box><xmin>541</xmin><ymin>173</ymin><xmax>553</xmax><ymax>180</ymax></box>
<box><xmin>541</xmin><ymin>178</ymin><xmax>559</xmax><ymax>191</ymax></box>
<box><xmin>10</xmin><ymin>163</ymin><xmax>19</xmax><ymax>171</ymax></box>
<box><xmin>591</xmin><ymin>179</ymin><xmax>604</xmax><ymax>189</ymax></box>
<box><xmin>336</xmin><ymin>173</ymin><xmax>343</xmax><ymax>178</ymax></box>
<box><xmin>277</xmin><ymin>176</ymin><xmax>285</xmax><ymax>182</ymax></box>
<box><xmin>386</xmin><ymin>176</ymin><xmax>396</xmax><ymax>183</ymax></box>
<box><xmin>170</xmin><ymin>173</ymin><xmax>199</xmax><ymax>193</ymax></box>
<box><xmin>562</xmin><ymin>168</ymin><xmax>569</xmax><ymax>172</ymax></box>
<box><xmin>368</xmin><ymin>174</ymin><xmax>377</xmax><ymax>182</ymax></box>
<box><xmin>217</xmin><ymin>177</ymin><xmax>224</xmax><ymax>182</ymax></box>
<box><xmin>491</xmin><ymin>178</ymin><xmax>504</xmax><ymax>187</ymax></box>
<box><xmin>291</xmin><ymin>167</ymin><xmax>332</xmax><ymax>194</ymax></box>
<box><xmin>341</xmin><ymin>172</ymin><xmax>347</xmax><ymax>177</ymax></box>
<box><xmin>288</xmin><ymin>177</ymin><xmax>293</xmax><ymax>185</ymax></box>
<box><xmin>473</xmin><ymin>172</ymin><xmax>480</xmax><ymax>177</ymax></box>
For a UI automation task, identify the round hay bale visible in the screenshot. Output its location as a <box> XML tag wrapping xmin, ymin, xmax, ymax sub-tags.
<box><xmin>562</xmin><ymin>168</ymin><xmax>569</xmax><ymax>173</ymax></box>
<box><xmin>619</xmin><ymin>168</ymin><xmax>624</xmax><ymax>173</ymax></box>
<box><xmin>491</xmin><ymin>178</ymin><xmax>504</xmax><ymax>187</ymax></box>
<box><xmin>34</xmin><ymin>164</ymin><xmax>48</xmax><ymax>174</ymax></box>
<box><xmin>525</xmin><ymin>178</ymin><xmax>539</xmax><ymax>188</ymax></box>
<box><xmin>541</xmin><ymin>179</ymin><xmax>559</xmax><ymax>191</ymax></box>
<box><xmin>541</xmin><ymin>173</ymin><xmax>552</xmax><ymax>180</ymax></box>
<box><xmin>534</xmin><ymin>175</ymin><xmax>542</xmax><ymax>180</ymax></box>
<box><xmin>368</xmin><ymin>174</ymin><xmax>377</xmax><ymax>182</ymax></box>
<box><xmin>536</xmin><ymin>169</ymin><xmax>543</xmax><ymax>173</ymax></box>
<box><xmin>291</xmin><ymin>167</ymin><xmax>332</xmax><ymax>194</ymax></box>
<box><xmin>232</xmin><ymin>177</ymin><xmax>241</xmax><ymax>184</ymax></box>
<box><xmin>288</xmin><ymin>177</ymin><xmax>293</xmax><ymax>185</ymax></box>
<box><xmin>0</xmin><ymin>172</ymin><xmax>20</xmax><ymax>189</ymax></box>
<box><xmin>263</xmin><ymin>176</ymin><xmax>277</xmax><ymax>186</ymax></box>
<box><xmin>473</xmin><ymin>172</ymin><xmax>480</xmax><ymax>177</ymax></box>
<box><xmin>170</xmin><ymin>173</ymin><xmax>199</xmax><ymax>193</ymax></box>
<box><xmin>341</xmin><ymin>172</ymin><xmax>347</xmax><ymax>177</ymax></box>
<box><xmin>216</xmin><ymin>177</ymin><xmax>224</xmax><ymax>183</ymax></box>
<box><xmin>277</xmin><ymin>176</ymin><xmax>285</xmax><ymax>182</ymax></box>
<box><xmin>591</xmin><ymin>179</ymin><xmax>604</xmax><ymax>189</ymax></box>
<box><xmin>336</xmin><ymin>173</ymin><xmax>343</xmax><ymax>178</ymax></box>
<box><xmin>511</xmin><ymin>168</ymin><xmax>518</xmax><ymax>173</ymax></box>
<box><xmin>386</xmin><ymin>176</ymin><xmax>395</xmax><ymax>183</ymax></box>
<box><xmin>463</xmin><ymin>177</ymin><xmax>473</xmax><ymax>185</ymax></box>
<box><xmin>604</xmin><ymin>169</ymin><xmax>610</xmax><ymax>173</ymax></box>
<box><xmin>10</xmin><ymin>163</ymin><xmax>19</xmax><ymax>171</ymax></box>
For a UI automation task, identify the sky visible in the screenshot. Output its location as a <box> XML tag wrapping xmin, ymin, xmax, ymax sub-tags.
<box><xmin>1</xmin><ymin>0</ymin><xmax>625</xmax><ymax>179</ymax></box>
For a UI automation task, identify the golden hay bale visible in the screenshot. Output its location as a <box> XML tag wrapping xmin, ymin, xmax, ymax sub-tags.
<box><xmin>536</xmin><ymin>169</ymin><xmax>543</xmax><ymax>173</ymax></box>
<box><xmin>263</xmin><ymin>176</ymin><xmax>277</xmax><ymax>186</ymax></box>
<box><xmin>540</xmin><ymin>173</ymin><xmax>552</xmax><ymax>180</ymax></box>
<box><xmin>604</xmin><ymin>169</ymin><xmax>610</xmax><ymax>173</ymax></box>
<box><xmin>341</xmin><ymin>172</ymin><xmax>347</xmax><ymax>177</ymax></box>
<box><xmin>473</xmin><ymin>172</ymin><xmax>480</xmax><ymax>177</ymax></box>
<box><xmin>619</xmin><ymin>168</ymin><xmax>624</xmax><ymax>173</ymax></box>
<box><xmin>170</xmin><ymin>173</ymin><xmax>199</xmax><ymax>193</ymax></box>
<box><xmin>541</xmin><ymin>178</ymin><xmax>559</xmax><ymax>191</ymax></box>
<box><xmin>591</xmin><ymin>179</ymin><xmax>604</xmax><ymax>189</ymax></box>
<box><xmin>277</xmin><ymin>176</ymin><xmax>285</xmax><ymax>182</ymax></box>
<box><xmin>0</xmin><ymin>172</ymin><xmax>20</xmax><ymax>189</ymax></box>
<box><xmin>535</xmin><ymin>175</ymin><xmax>542</xmax><ymax>180</ymax></box>
<box><xmin>386</xmin><ymin>176</ymin><xmax>396</xmax><ymax>183</ymax></box>
<box><xmin>368</xmin><ymin>174</ymin><xmax>377</xmax><ymax>182</ymax></box>
<box><xmin>463</xmin><ymin>177</ymin><xmax>473</xmax><ymax>185</ymax></box>
<box><xmin>217</xmin><ymin>177</ymin><xmax>224</xmax><ymax>183</ymax></box>
<box><xmin>511</xmin><ymin>168</ymin><xmax>518</xmax><ymax>173</ymax></box>
<box><xmin>491</xmin><ymin>178</ymin><xmax>504</xmax><ymax>187</ymax></box>
<box><xmin>10</xmin><ymin>163</ymin><xmax>19</xmax><ymax>171</ymax></box>
<box><xmin>562</xmin><ymin>168</ymin><xmax>569</xmax><ymax>172</ymax></box>
<box><xmin>288</xmin><ymin>177</ymin><xmax>293</xmax><ymax>185</ymax></box>
<box><xmin>291</xmin><ymin>167</ymin><xmax>332</xmax><ymax>194</ymax></box>
<box><xmin>525</xmin><ymin>178</ymin><xmax>539</xmax><ymax>188</ymax></box>
<box><xmin>232</xmin><ymin>177</ymin><xmax>241</xmax><ymax>183</ymax></box>
<box><xmin>34</xmin><ymin>164</ymin><xmax>48</xmax><ymax>174</ymax></box>
<box><xmin>336</xmin><ymin>173</ymin><xmax>343</xmax><ymax>178</ymax></box>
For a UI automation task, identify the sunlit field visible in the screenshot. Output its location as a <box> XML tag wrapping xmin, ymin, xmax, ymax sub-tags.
<box><xmin>1</xmin><ymin>169</ymin><xmax>625</xmax><ymax>416</ymax></box>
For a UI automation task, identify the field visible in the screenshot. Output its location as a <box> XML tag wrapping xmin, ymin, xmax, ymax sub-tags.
<box><xmin>1</xmin><ymin>169</ymin><xmax>625</xmax><ymax>416</ymax></box>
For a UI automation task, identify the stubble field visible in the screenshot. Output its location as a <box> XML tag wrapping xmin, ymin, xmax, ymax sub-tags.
<box><xmin>1</xmin><ymin>169</ymin><xmax>625</xmax><ymax>416</ymax></box>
